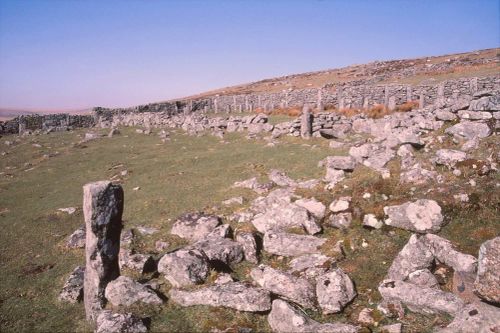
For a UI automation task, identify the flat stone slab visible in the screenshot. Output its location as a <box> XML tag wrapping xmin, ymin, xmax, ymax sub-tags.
<box><xmin>170</xmin><ymin>212</ymin><xmax>221</xmax><ymax>242</ymax></box>
<box><xmin>250</xmin><ymin>265</ymin><xmax>316</xmax><ymax>309</ymax></box>
<box><xmin>263</xmin><ymin>232</ymin><xmax>326</xmax><ymax>257</ymax></box>
<box><xmin>268</xmin><ymin>299</ymin><xmax>359</xmax><ymax>333</ymax></box>
<box><xmin>169</xmin><ymin>282</ymin><xmax>271</xmax><ymax>312</ymax></box>
<box><xmin>384</xmin><ymin>199</ymin><xmax>444</xmax><ymax>233</ymax></box>
<box><xmin>378</xmin><ymin>279</ymin><xmax>464</xmax><ymax>316</ymax></box>
<box><xmin>104</xmin><ymin>276</ymin><xmax>162</xmax><ymax>307</ymax></box>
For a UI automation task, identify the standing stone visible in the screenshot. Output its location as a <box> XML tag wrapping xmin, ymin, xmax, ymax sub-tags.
<box><xmin>388</xmin><ymin>96</ymin><xmax>396</xmax><ymax>111</ymax></box>
<box><xmin>437</xmin><ymin>82</ymin><xmax>445</xmax><ymax>105</ymax></box>
<box><xmin>384</xmin><ymin>85</ymin><xmax>390</xmax><ymax>108</ymax></box>
<box><xmin>406</xmin><ymin>86</ymin><xmax>413</xmax><ymax>102</ymax></box>
<box><xmin>338</xmin><ymin>88</ymin><xmax>344</xmax><ymax>110</ymax></box>
<box><xmin>362</xmin><ymin>96</ymin><xmax>369</xmax><ymax>109</ymax></box>
<box><xmin>245</xmin><ymin>96</ymin><xmax>249</xmax><ymax>111</ymax></box>
<box><xmin>419</xmin><ymin>91</ymin><xmax>425</xmax><ymax>109</ymax></box>
<box><xmin>300</xmin><ymin>104</ymin><xmax>312</xmax><ymax>139</ymax></box>
<box><xmin>83</xmin><ymin>181</ymin><xmax>124</xmax><ymax>322</ymax></box>
<box><xmin>214</xmin><ymin>98</ymin><xmax>218</xmax><ymax>113</ymax></box>
<box><xmin>470</xmin><ymin>77</ymin><xmax>478</xmax><ymax>94</ymax></box>
<box><xmin>317</xmin><ymin>88</ymin><xmax>324</xmax><ymax>112</ymax></box>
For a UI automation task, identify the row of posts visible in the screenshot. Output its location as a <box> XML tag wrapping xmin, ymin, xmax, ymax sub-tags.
<box><xmin>177</xmin><ymin>78</ymin><xmax>480</xmax><ymax>115</ymax></box>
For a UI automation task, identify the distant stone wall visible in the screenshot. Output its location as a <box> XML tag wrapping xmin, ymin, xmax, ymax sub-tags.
<box><xmin>93</xmin><ymin>75</ymin><xmax>500</xmax><ymax>120</ymax></box>
<box><xmin>0</xmin><ymin>114</ymin><xmax>94</xmax><ymax>135</ymax></box>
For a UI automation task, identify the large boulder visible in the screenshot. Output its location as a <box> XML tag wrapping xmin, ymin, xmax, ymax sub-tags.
<box><xmin>263</xmin><ymin>232</ymin><xmax>326</xmax><ymax>257</ymax></box>
<box><xmin>438</xmin><ymin>302</ymin><xmax>500</xmax><ymax>333</ymax></box>
<box><xmin>268</xmin><ymin>299</ymin><xmax>359</xmax><ymax>333</ymax></box>
<box><xmin>378</xmin><ymin>280</ymin><xmax>464</xmax><ymax>316</ymax></box>
<box><xmin>169</xmin><ymin>282</ymin><xmax>271</xmax><ymax>312</ymax></box>
<box><xmin>170</xmin><ymin>212</ymin><xmax>220</xmax><ymax>242</ymax></box>
<box><xmin>316</xmin><ymin>268</ymin><xmax>357</xmax><ymax>314</ymax></box>
<box><xmin>192</xmin><ymin>237</ymin><xmax>244</xmax><ymax>266</ymax></box>
<box><xmin>252</xmin><ymin>203</ymin><xmax>321</xmax><ymax>235</ymax></box>
<box><xmin>157</xmin><ymin>248</ymin><xmax>210</xmax><ymax>287</ymax></box>
<box><xmin>104</xmin><ymin>276</ymin><xmax>162</xmax><ymax>307</ymax></box>
<box><xmin>445</xmin><ymin>121</ymin><xmax>492</xmax><ymax>140</ymax></box>
<box><xmin>474</xmin><ymin>237</ymin><xmax>500</xmax><ymax>304</ymax></box>
<box><xmin>384</xmin><ymin>199</ymin><xmax>444</xmax><ymax>233</ymax></box>
<box><xmin>250</xmin><ymin>265</ymin><xmax>316</xmax><ymax>309</ymax></box>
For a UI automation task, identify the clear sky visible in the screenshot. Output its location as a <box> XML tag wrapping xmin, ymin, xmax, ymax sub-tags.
<box><xmin>0</xmin><ymin>0</ymin><xmax>498</xmax><ymax>110</ymax></box>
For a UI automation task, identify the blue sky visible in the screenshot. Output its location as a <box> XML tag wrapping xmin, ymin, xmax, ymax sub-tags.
<box><xmin>0</xmin><ymin>0</ymin><xmax>498</xmax><ymax>110</ymax></box>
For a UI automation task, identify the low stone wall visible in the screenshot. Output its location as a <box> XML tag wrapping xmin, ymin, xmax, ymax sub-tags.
<box><xmin>92</xmin><ymin>75</ymin><xmax>500</xmax><ymax>119</ymax></box>
<box><xmin>0</xmin><ymin>114</ymin><xmax>95</xmax><ymax>135</ymax></box>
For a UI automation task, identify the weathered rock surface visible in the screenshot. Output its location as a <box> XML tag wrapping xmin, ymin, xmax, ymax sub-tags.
<box><xmin>329</xmin><ymin>197</ymin><xmax>351</xmax><ymax>213</ymax></box>
<box><xmin>59</xmin><ymin>266</ymin><xmax>85</xmax><ymax>303</ymax></box>
<box><xmin>294</xmin><ymin>198</ymin><xmax>326</xmax><ymax>219</ymax></box>
<box><xmin>250</xmin><ymin>265</ymin><xmax>316</xmax><ymax>309</ymax></box>
<box><xmin>268</xmin><ymin>299</ymin><xmax>359</xmax><ymax>333</ymax></box>
<box><xmin>67</xmin><ymin>226</ymin><xmax>86</xmax><ymax>248</ymax></box>
<box><xmin>192</xmin><ymin>237</ymin><xmax>244</xmax><ymax>266</ymax></box>
<box><xmin>157</xmin><ymin>248</ymin><xmax>210</xmax><ymax>287</ymax></box>
<box><xmin>288</xmin><ymin>254</ymin><xmax>332</xmax><ymax>274</ymax></box>
<box><xmin>387</xmin><ymin>234</ymin><xmax>434</xmax><ymax>281</ymax></box>
<box><xmin>322</xmin><ymin>156</ymin><xmax>357</xmax><ymax>171</ymax></box>
<box><xmin>445</xmin><ymin>121</ymin><xmax>492</xmax><ymax>140</ymax></box>
<box><xmin>422</xmin><ymin>234</ymin><xmax>477</xmax><ymax>274</ymax></box>
<box><xmin>95</xmin><ymin>310</ymin><xmax>147</xmax><ymax>333</ymax></box>
<box><xmin>169</xmin><ymin>282</ymin><xmax>271</xmax><ymax>312</ymax></box>
<box><xmin>378</xmin><ymin>279</ymin><xmax>464</xmax><ymax>315</ymax></box>
<box><xmin>328</xmin><ymin>212</ymin><xmax>353</xmax><ymax>229</ymax></box>
<box><xmin>119</xmin><ymin>249</ymin><xmax>155</xmax><ymax>273</ymax></box>
<box><xmin>362</xmin><ymin>214</ymin><xmax>383</xmax><ymax>229</ymax></box>
<box><xmin>474</xmin><ymin>237</ymin><xmax>500</xmax><ymax>304</ymax></box>
<box><xmin>407</xmin><ymin>269</ymin><xmax>439</xmax><ymax>289</ymax></box>
<box><xmin>384</xmin><ymin>199</ymin><xmax>444</xmax><ymax>233</ymax></box>
<box><xmin>83</xmin><ymin>181</ymin><xmax>124</xmax><ymax>322</ymax></box>
<box><xmin>434</xmin><ymin>149</ymin><xmax>467</xmax><ymax>167</ymax></box>
<box><xmin>235</xmin><ymin>232</ymin><xmax>259</xmax><ymax>264</ymax></box>
<box><xmin>438</xmin><ymin>302</ymin><xmax>500</xmax><ymax>333</ymax></box>
<box><xmin>263</xmin><ymin>232</ymin><xmax>326</xmax><ymax>257</ymax></box>
<box><xmin>170</xmin><ymin>212</ymin><xmax>220</xmax><ymax>242</ymax></box>
<box><xmin>269</xmin><ymin>169</ymin><xmax>297</xmax><ymax>187</ymax></box>
<box><xmin>104</xmin><ymin>276</ymin><xmax>162</xmax><ymax>307</ymax></box>
<box><xmin>252</xmin><ymin>203</ymin><xmax>321</xmax><ymax>235</ymax></box>
<box><xmin>316</xmin><ymin>268</ymin><xmax>357</xmax><ymax>314</ymax></box>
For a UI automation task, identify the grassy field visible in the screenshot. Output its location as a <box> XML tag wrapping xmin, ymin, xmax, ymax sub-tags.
<box><xmin>0</xmin><ymin>126</ymin><xmax>498</xmax><ymax>332</ymax></box>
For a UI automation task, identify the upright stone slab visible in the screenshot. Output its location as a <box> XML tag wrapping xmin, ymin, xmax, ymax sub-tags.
<box><xmin>388</xmin><ymin>96</ymin><xmax>396</xmax><ymax>111</ymax></box>
<box><xmin>214</xmin><ymin>98</ymin><xmax>218</xmax><ymax>113</ymax></box>
<box><xmin>317</xmin><ymin>89</ymin><xmax>324</xmax><ymax>112</ymax></box>
<box><xmin>419</xmin><ymin>91</ymin><xmax>425</xmax><ymax>109</ymax></box>
<box><xmin>470</xmin><ymin>77</ymin><xmax>478</xmax><ymax>94</ymax></box>
<box><xmin>406</xmin><ymin>86</ymin><xmax>413</xmax><ymax>102</ymax></box>
<box><xmin>83</xmin><ymin>181</ymin><xmax>124</xmax><ymax>322</ymax></box>
<box><xmin>300</xmin><ymin>105</ymin><xmax>312</xmax><ymax>139</ymax></box>
<box><xmin>437</xmin><ymin>82</ymin><xmax>445</xmax><ymax>104</ymax></box>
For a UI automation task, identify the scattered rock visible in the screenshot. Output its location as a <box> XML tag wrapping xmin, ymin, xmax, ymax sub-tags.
<box><xmin>250</xmin><ymin>265</ymin><xmax>316</xmax><ymax>309</ymax></box>
<box><xmin>169</xmin><ymin>282</ymin><xmax>271</xmax><ymax>312</ymax></box>
<box><xmin>294</xmin><ymin>197</ymin><xmax>326</xmax><ymax>219</ymax></box>
<box><xmin>378</xmin><ymin>279</ymin><xmax>464</xmax><ymax>315</ymax></box>
<box><xmin>105</xmin><ymin>276</ymin><xmax>162</xmax><ymax>307</ymax></box>
<box><xmin>384</xmin><ymin>199</ymin><xmax>444</xmax><ymax>233</ymax></box>
<box><xmin>328</xmin><ymin>212</ymin><xmax>353</xmax><ymax>229</ymax></box>
<box><xmin>170</xmin><ymin>212</ymin><xmax>221</xmax><ymax>242</ymax></box>
<box><xmin>321</xmin><ymin>156</ymin><xmax>357</xmax><ymax>171</ymax></box>
<box><xmin>58</xmin><ymin>207</ymin><xmax>76</xmax><ymax>215</ymax></box>
<box><xmin>235</xmin><ymin>232</ymin><xmax>259</xmax><ymax>264</ymax></box>
<box><xmin>193</xmin><ymin>237</ymin><xmax>244</xmax><ymax>266</ymax></box>
<box><xmin>445</xmin><ymin>121</ymin><xmax>492</xmax><ymax>140</ymax></box>
<box><xmin>119</xmin><ymin>249</ymin><xmax>156</xmax><ymax>273</ymax></box>
<box><xmin>362</xmin><ymin>214</ymin><xmax>383</xmax><ymax>229</ymax></box>
<box><xmin>222</xmin><ymin>197</ymin><xmax>244</xmax><ymax>206</ymax></box>
<box><xmin>329</xmin><ymin>197</ymin><xmax>351</xmax><ymax>213</ymax></box>
<box><xmin>438</xmin><ymin>302</ymin><xmax>500</xmax><ymax>333</ymax></box>
<box><xmin>66</xmin><ymin>226</ymin><xmax>86</xmax><ymax>248</ymax></box>
<box><xmin>434</xmin><ymin>149</ymin><xmax>467</xmax><ymax>167</ymax></box>
<box><xmin>157</xmin><ymin>248</ymin><xmax>210</xmax><ymax>287</ymax></box>
<box><xmin>316</xmin><ymin>268</ymin><xmax>357</xmax><ymax>314</ymax></box>
<box><xmin>474</xmin><ymin>237</ymin><xmax>500</xmax><ymax>304</ymax></box>
<box><xmin>407</xmin><ymin>269</ymin><xmax>439</xmax><ymax>289</ymax></box>
<box><xmin>263</xmin><ymin>232</ymin><xmax>326</xmax><ymax>257</ymax></box>
<box><xmin>267</xmin><ymin>299</ymin><xmax>359</xmax><ymax>333</ymax></box>
<box><xmin>268</xmin><ymin>169</ymin><xmax>297</xmax><ymax>187</ymax></box>
<box><xmin>252</xmin><ymin>203</ymin><xmax>321</xmax><ymax>235</ymax></box>
<box><xmin>59</xmin><ymin>266</ymin><xmax>85</xmax><ymax>303</ymax></box>
<box><xmin>95</xmin><ymin>310</ymin><xmax>147</xmax><ymax>333</ymax></box>
<box><xmin>357</xmin><ymin>308</ymin><xmax>375</xmax><ymax>325</ymax></box>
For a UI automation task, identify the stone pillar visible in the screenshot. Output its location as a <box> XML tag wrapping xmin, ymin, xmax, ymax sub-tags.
<box><xmin>437</xmin><ymin>82</ymin><xmax>445</xmax><ymax>105</ymax></box>
<box><xmin>470</xmin><ymin>77</ymin><xmax>478</xmax><ymax>94</ymax></box>
<box><xmin>362</xmin><ymin>96</ymin><xmax>369</xmax><ymax>109</ymax></box>
<box><xmin>317</xmin><ymin>89</ymin><xmax>324</xmax><ymax>112</ymax></box>
<box><xmin>226</xmin><ymin>105</ymin><xmax>231</xmax><ymax>113</ymax></box>
<box><xmin>337</xmin><ymin>88</ymin><xmax>344</xmax><ymax>110</ymax></box>
<box><xmin>419</xmin><ymin>91</ymin><xmax>425</xmax><ymax>109</ymax></box>
<box><xmin>83</xmin><ymin>181</ymin><xmax>123</xmax><ymax>322</ymax></box>
<box><xmin>300</xmin><ymin>104</ymin><xmax>312</xmax><ymax>139</ymax></box>
<box><xmin>258</xmin><ymin>95</ymin><xmax>262</xmax><ymax>108</ymax></box>
<box><xmin>233</xmin><ymin>96</ymin><xmax>237</xmax><ymax>111</ymax></box>
<box><xmin>214</xmin><ymin>98</ymin><xmax>218</xmax><ymax>113</ymax></box>
<box><xmin>406</xmin><ymin>86</ymin><xmax>413</xmax><ymax>102</ymax></box>
<box><xmin>388</xmin><ymin>96</ymin><xmax>396</xmax><ymax>111</ymax></box>
<box><xmin>245</xmin><ymin>96</ymin><xmax>249</xmax><ymax>112</ymax></box>
<box><xmin>238</xmin><ymin>104</ymin><xmax>243</xmax><ymax>113</ymax></box>
<box><xmin>18</xmin><ymin>116</ymin><xmax>26</xmax><ymax>135</ymax></box>
<box><xmin>384</xmin><ymin>85</ymin><xmax>390</xmax><ymax>108</ymax></box>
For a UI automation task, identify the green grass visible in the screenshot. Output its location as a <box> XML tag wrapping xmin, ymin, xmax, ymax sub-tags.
<box><xmin>0</xmin><ymin>126</ymin><xmax>498</xmax><ymax>333</ymax></box>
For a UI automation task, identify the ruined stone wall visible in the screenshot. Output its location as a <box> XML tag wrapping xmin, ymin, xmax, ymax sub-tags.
<box><xmin>0</xmin><ymin>113</ymin><xmax>95</xmax><ymax>135</ymax></box>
